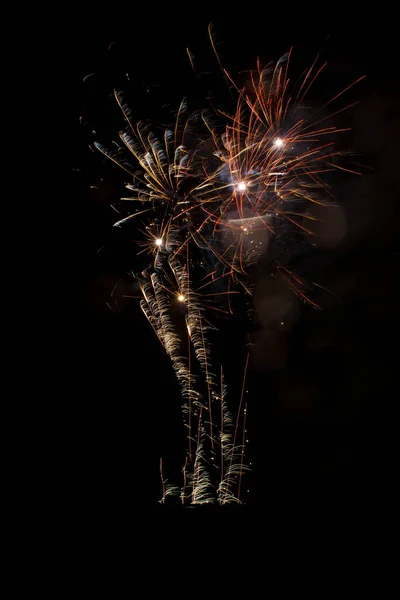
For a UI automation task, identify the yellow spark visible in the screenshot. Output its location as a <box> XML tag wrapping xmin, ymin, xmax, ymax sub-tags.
<box><xmin>273</xmin><ymin>137</ymin><xmax>284</xmax><ymax>148</ymax></box>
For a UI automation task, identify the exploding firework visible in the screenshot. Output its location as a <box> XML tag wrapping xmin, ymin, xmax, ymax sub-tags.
<box><xmin>92</xmin><ymin>28</ymin><xmax>363</xmax><ymax>504</ymax></box>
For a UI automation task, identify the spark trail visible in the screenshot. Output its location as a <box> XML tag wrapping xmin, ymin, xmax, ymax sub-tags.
<box><xmin>93</xmin><ymin>32</ymin><xmax>362</xmax><ymax>504</ymax></box>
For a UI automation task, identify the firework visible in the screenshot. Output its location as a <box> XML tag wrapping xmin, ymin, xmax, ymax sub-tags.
<box><xmin>93</xmin><ymin>31</ymin><xmax>362</xmax><ymax>504</ymax></box>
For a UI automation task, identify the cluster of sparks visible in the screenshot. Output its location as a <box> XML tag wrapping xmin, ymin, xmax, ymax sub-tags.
<box><xmin>94</xmin><ymin>35</ymin><xmax>362</xmax><ymax>504</ymax></box>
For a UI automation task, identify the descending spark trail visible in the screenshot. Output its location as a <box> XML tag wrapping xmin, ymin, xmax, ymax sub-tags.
<box><xmin>93</xmin><ymin>32</ymin><xmax>362</xmax><ymax>504</ymax></box>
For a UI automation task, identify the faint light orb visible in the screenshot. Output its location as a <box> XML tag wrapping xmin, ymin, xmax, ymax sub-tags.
<box><xmin>178</xmin><ymin>294</ymin><xmax>185</xmax><ymax>302</ymax></box>
<box><xmin>237</xmin><ymin>181</ymin><xmax>247</xmax><ymax>191</ymax></box>
<box><xmin>273</xmin><ymin>137</ymin><xmax>284</xmax><ymax>148</ymax></box>
<box><xmin>155</xmin><ymin>238</ymin><xmax>163</xmax><ymax>247</ymax></box>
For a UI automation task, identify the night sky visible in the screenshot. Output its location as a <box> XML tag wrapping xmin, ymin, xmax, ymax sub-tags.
<box><xmin>65</xmin><ymin>15</ymin><xmax>398</xmax><ymax>514</ymax></box>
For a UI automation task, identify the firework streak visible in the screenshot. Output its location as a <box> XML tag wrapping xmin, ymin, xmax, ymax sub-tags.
<box><xmin>94</xmin><ymin>36</ymin><xmax>362</xmax><ymax>504</ymax></box>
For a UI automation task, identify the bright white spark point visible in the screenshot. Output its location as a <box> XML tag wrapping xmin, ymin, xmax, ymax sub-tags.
<box><xmin>178</xmin><ymin>294</ymin><xmax>185</xmax><ymax>302</ymax></box>
<box><xmin>237</xmin><ymin>181</ymin><xmax>247</xmax><ymax>191</ymax></box>
<box><xmin>155</xmin><ymin>238</ymin><xmax>163</xmax><ymax>246</ymax></box>
<box><xmin>273</xmin><ymin>137</ymin><xmax>284</xmax><ymax>148</ymax></box>
<box><xmin>243</xmin><ymin>227</ymin><xmax>248</xmax><ymax>232</ymax></box>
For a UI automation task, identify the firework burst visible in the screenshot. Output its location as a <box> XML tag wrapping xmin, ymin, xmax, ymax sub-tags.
<box><xmin>93</xmin><ymin>31</ymin><xmax>362</xmax><ymax>505</ymax></box>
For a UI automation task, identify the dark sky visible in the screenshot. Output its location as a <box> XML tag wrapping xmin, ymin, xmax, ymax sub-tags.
<box><xmin>65</xmin><ymin>14</ymin><xmax>398</xmax><ymax>514</ymax></box>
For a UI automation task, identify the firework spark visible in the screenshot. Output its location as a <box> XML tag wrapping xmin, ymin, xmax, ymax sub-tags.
<box><xmin>93</xmin><ymin>32</ymin><xmax>362</xmax><ymax>504</ymax></box>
